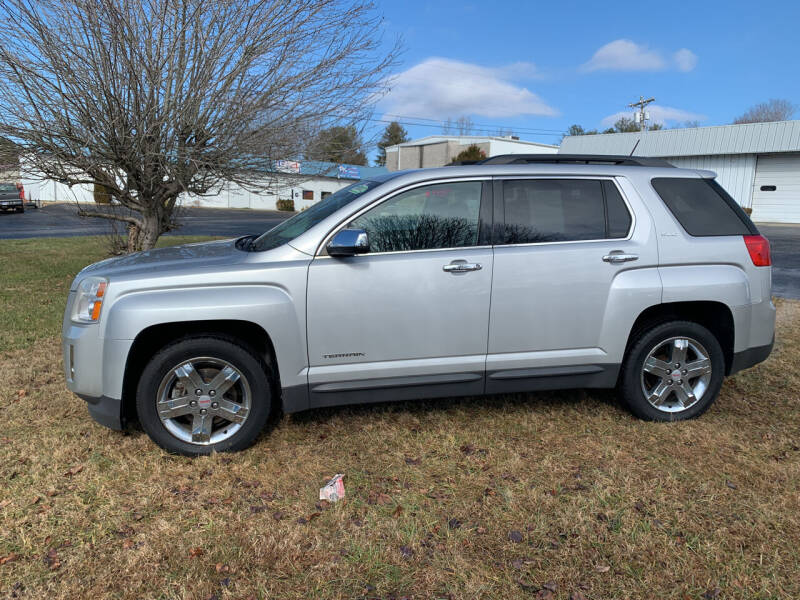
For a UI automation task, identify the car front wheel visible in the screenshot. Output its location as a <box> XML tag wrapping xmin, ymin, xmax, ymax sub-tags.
<box><xmin>619</xmin><ymin>320</ymin><xmax>725</xmax><ymax>421</ymax></box>
<box><xmin>136</xmin><ymin>336</ymin><xmax>272</xmax><ymax>455</ymax></box>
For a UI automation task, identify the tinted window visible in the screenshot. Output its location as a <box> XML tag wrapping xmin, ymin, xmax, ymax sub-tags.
<box><xmin>350</xmin><ymin>182</ymin><xmax>482</xmax><ymax>252</ymax></box>
<box><xmin>501</xmin><ymin>179</ymin><xmax>606</xmax><ymax>244</ymax></box>
<box><xmin>651</xmin><ymin>178</ymin><xmax>754</xmax><ymax>236</ymax></box>
<box><xmin>604</xmin><ymin>180</ymin><xmax>632</xmax><ymax>238</ymax></box>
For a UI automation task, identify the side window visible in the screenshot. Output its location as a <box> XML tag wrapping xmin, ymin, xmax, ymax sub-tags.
<box><xmin>604</xmin><ymin>180</ymin><xmax>632</xmax><ymax>238</ymax></box>
<box><xmin>651</xmin><ymin>177</ymin><xmax>755</xmax><ymax>236</ymax></box>
<box><xmin>350</xmin><ymin>181</ymin><xmax>483</xmax><ymax>253</ymax></box>
<box><xmin>501</xmin><ymin>179</ymin><xmax>606</xmax><ymax>244</ymax></box>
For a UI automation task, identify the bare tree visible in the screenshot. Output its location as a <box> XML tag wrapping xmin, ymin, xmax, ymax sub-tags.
<box><xmin>441</xmin><ymin>116</ymin><xmax>475</xmax><ymax>136</ymax></box>
<box><xmin>733</xmin><ymin>99</ymin><xmax>796</xmax><ymax>125</ymax></box>
<box><xmin>0</xmin><ymin>0</ymin><xmax>398</xmax><ymax>251</ymax></box>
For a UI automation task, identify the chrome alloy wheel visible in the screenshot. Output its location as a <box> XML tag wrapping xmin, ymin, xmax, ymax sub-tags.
<box><xmin>640</xmin><ymin>337</ymin><xmax>713</xmax><ymax>413</ymax></box>
<box><xmin>156</xmin><ymin>357</ymin><xmax>251</xmax><ymax>445</ymax></box>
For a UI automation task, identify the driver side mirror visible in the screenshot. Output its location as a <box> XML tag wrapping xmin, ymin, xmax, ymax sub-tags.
<box><xmin>327</xmin><ymin>228</ymin><xmax>370</xmax><ymax>257</ymax></box>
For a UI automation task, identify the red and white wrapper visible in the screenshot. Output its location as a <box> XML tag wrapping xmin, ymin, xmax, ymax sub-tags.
<box><xmin>319</xmin><ymin>474</ymin><xmax>345</xmax><ymax>502</ymax></box>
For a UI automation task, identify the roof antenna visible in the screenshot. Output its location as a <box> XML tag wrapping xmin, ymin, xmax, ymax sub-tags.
<box><xmin>629</xmin><ymin>139</ymin><xmax>640</xmax><ymax>156</ymax></box>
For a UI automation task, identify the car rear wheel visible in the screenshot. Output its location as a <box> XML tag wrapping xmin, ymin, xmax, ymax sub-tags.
<box><xmin>618</xmin><ymin>320</ymin><xmax>725</xmax><ymax>421</ymax></box>
<box><xmin>136</xmin><ymin>336</ymin><xmax>272</xmax><ymax>455</ymax></box>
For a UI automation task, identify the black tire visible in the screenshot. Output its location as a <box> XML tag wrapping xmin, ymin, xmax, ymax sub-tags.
<box><xmin>136</xmin><ymin>335</ymin><xmax>272</xmax><ymax>456</ymax></box>
<box><xmin>618</xmin><ymin>320</ymin><xmax>725</xmax><ymax>421</ymax></box>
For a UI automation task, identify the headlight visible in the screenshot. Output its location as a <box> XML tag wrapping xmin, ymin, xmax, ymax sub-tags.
<box><xmin>72</xmin><ymin>276</ymin><xmax>108</xmax><ymax>323</ymax></box>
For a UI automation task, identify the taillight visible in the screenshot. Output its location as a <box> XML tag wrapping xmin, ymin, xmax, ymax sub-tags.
<box><xmin>744</xmin><ymin>234</ymin><xmax>771</xmax><ymax>267</ymax></box>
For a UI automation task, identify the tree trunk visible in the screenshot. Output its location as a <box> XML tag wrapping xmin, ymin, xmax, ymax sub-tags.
<box><xmin>127</xmin><ymin>213</ymin><xmax>162</xmax><ymax>252</ymax></box>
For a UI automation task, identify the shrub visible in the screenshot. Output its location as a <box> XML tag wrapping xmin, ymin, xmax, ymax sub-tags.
<box><xmin>276</xmin><ymin>198</ymin><xmax>295</xmax><ymax>211</ymax></box>
<box><xmin>93</xmin><ymin>183</ymin><xmax>112</xmax><ymax>204</ymax></box>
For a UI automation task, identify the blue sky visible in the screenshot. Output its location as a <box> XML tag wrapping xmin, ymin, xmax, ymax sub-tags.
<box><xmin>369</xmin><ymin>0</ymin><xmax>800</xmax><ymax>150</ymax></box>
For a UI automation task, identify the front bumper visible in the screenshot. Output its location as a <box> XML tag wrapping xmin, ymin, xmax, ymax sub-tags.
<box><xmin>78</xmin><ymin>394</ymin><xmax>125</xmax><ymax>430</ymax></box>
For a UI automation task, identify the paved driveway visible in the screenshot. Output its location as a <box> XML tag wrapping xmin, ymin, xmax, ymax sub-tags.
<box><xmin>760</xmin><ymin>224</ymin><xmax>800</xmax><ymax>300</ymax></box>
<box><xmin>0</xmin><ymin>203</ymin><xmax>290</xmax><ymax>240</ymax></box>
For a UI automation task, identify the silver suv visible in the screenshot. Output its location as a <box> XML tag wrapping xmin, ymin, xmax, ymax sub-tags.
<box><xmin>62</xmin><ymin>155</ymin><xmax>776</xmax><ymax>455</ymax></box>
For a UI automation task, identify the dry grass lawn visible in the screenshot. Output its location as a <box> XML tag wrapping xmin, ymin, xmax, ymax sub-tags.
<box><xmin>1</xmin><ymin>237</ymin><xmax>799</xmax><ymax>599</ymax></box>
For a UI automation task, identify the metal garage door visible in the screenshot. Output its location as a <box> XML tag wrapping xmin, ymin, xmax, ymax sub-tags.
<box><xmin>751</xmin><ymin>153</ymin><xmax>800</xmax><ymax>223</ymax></box>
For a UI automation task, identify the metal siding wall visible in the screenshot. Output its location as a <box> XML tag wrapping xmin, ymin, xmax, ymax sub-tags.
<box><xmin>666</xmin><ymin>154</ymin><xmax>756</xmax><ymax>208</ymax></box>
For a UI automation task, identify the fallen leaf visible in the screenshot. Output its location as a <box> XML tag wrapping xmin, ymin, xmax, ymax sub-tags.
<box><xmin>189</xmin><ymin>547</ymin><xmax>204</xmax><ymax>558</ymax></box>
<box><xmin>272</xmin><ymin>511</ymin><xmax>285</xmax><ymax>521</ymax></box>
<box><xmin>30</xmin><ymin>496</ymin><xmax>41</xmax><ymax>505</ymax></box>
<box><xmin>595</xmin><ymin>564</ymin><xmax>610</xmax><ymax>573</ymax></box>
<box><xmin>392</xmin><ymin>505</ymin><xmax>404</xmax><ymax>518</ymax></box>
<box><xmin>404</xmin><ymin>456</ymin><xmax>421</xmax><ymax>465</ymax></box>
<box><xmin>215</xmin><ymin>563</ymin><xmax>232</xmax><ymax>573</ymax></box>
<box><xmin>726</xmin><ymin>480</ymin><xmax>738</xmax><ymax>490</ymax></box>
<box><xmin>399</xmin><ymin>545</ymin><xmax>413</xmax><ymax>559</ymax></box>
<box><xmin>0</xmin><ymin>499</ymin><xmax>11</xmax><ymax>509</ymax></box>
<box><xmin>315</xmin><ymin>500</ymin><xmax>330</xmax><ymax>511</ymax></box>
<box><xmin>459</xmin><ymin>443</ymin><xmax>476</xmax><ymax>455</ymax></box>
<box><xmin>308</xmin><ymin>512</ymin><xmax>321</xmax><ymax>522</ymax></box>
<box><xmin>0</xmin><ymin>553</ymin><xmax>18</xmax><ymax>566</ymax></box>
<box><xmin>569</xmin><ymin>592</ymin><xmax>588</xmax><ymax>600</ymax></box>
<box><xmin>536</xmin><ymin>590</ymin><xmax>554</xmax><ymax>600</ymax></box>
<box><xmin>542</xmin><ymin>581</ymin><xmax>557</xmax><ymax>592</ymax></box>
<box><xmin>296</xmin><ymin>517</ymin><xmax>308</xmax><ymax>525</ymax></box>
<box><xmin>511</xmin><ymin>559</ymin><xmax>524</xmax><ymax>569</ymax></box>
<box><xmin>448</xmin><ymin>518</ymin><xmax>461</xmax><ymax>530</ymax></box>
<box><xmin>702</xmin><ymin>588</ymin><xmax>721</xmax><ymax>599</ymax></box>
<box><xmin>64</xmin><ymin>465</ymin><xmax>83</xmax><ymax>477</ymax></box>
<box><xmin>508</xmin><ymin>530</ymin><xmax>523</xmax><ymax>543</ymax></box>
<box><xmin>17</xmin><ymin>389</ymin><xmax>26</xmax><ymax>398</ymax></box>
<box><xmin>44</xmin><ymin>549</ymin><xmax>60</xmax><ymax>570</ymax></box>
<box><xmin>476</xmin><ymin>526</ymin><xmax>487</xmax><ymax>534</ymax></box>
<box><xmin>122</xmin><ymin>539</ymin><xmax>135</xmax><ymax>550</ymax></box>
<box><xmin>45</xmin><ymin>488</ymin><xmax>58</xmax><ymax>498</ymax></box>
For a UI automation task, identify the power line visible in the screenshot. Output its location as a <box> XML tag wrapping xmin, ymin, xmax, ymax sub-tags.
<box><xmin>366</xmin><ymin>117</ymin><xmax>563</xmax><ymax>139</ymax></box>
<box><xmin>380</xmin><ymin>113</ymin><xmax>565</xmax><ymax>134</ymax></box>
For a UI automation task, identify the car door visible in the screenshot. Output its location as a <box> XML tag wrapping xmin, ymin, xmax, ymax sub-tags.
<box><xmin>306</xmin><ymin>178</ymin><xmax>493</xmax><ymax>407</ymax></box>
<box><xmin>486</xmin><ymin>176</ymin><xmax>659</xmax><ymax>393</ymax></box>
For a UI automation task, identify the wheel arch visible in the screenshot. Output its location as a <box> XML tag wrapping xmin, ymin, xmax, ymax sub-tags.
<box><xmin>121</xmin><ymin>320</ymin><xmax>281</xmax><ymax>426</ymax></box>
<box><xmin>624</xmin><ymin>301</ymin><xmax>736</xmax><ymax>376</ymax></box>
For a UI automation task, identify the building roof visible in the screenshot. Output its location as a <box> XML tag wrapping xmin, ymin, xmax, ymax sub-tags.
<box><xmin>559</xmin><ymin>120</ymin><xmax>800</xmax><ymax>157</ymax></box>
<box><xmin>273</xmin><ymin>159</ymin><xmax>388</xmax><ymax>180</ymax></box>
<box><xmin>387</xmin><ymin>135</ymin><xmax>558</xmax><ymax>151</ymax></box>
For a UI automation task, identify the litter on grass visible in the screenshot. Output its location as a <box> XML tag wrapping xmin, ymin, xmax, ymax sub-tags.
<box><xmin>319</xmin><ymin>474</ymin><xmax>345</xmax><ymax>502</ymax></box>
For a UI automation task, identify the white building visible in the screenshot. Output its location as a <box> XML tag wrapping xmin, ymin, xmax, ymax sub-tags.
<box><xmin>385</xmin><ymin>135</ymin><xmax>558</xmax><ymax>171</ymax></box>
<box><xmin>21</xmin><ymin>160</ymin><xmax>388</xmax><ymax>211</ymax></box>
<box><xmin>560</xmin><ymin>120</ymin><xmax>800</xmax><ymax>223</ymax></box>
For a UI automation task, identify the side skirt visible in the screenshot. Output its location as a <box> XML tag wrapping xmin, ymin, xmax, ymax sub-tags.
<box><xmin>282</xmin><ymin>364</ymin><xmax>621</xmax><ymax>413</ymax></box>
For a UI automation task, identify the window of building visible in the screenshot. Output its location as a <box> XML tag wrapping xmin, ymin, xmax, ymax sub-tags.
<box><xmin>302</xmin><ymin>190</ymin><xmax>314</xmax><ymax>201</ymax></box>
<box><xmin>349</xmin><ymin>181</ymin><xmax>482</xmax><ymax>253</ymax></box>
<box><xmin>321</xmin><ymin>191</ymin><xmax>332</xmax><ymax>200</ymax></box>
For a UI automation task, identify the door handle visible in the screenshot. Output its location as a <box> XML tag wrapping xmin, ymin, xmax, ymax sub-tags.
<box><xmin>443</xmin><ymin>262</ymin><xmax>482</xmax><ymax>273</ymax></box>
<box><xmin>602</xmin><ymin>252</ymin><xmax>639</xmax><ymax>264</ymax></box>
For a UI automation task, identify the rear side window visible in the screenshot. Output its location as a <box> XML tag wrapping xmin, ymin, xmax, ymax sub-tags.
<box><xmin>604</xmin><ymin>181</ymin><xmax>632</xmax><ymax>238</ymax></box>
<box><xmin>651</xmin><ymin>178</ymin><xmax>756</xmax><ymax>236</ymax></box>
<box><xmin>500</xmin><ymin>179</ymin><xmax>631</xmax><ymax>244</ymax></box>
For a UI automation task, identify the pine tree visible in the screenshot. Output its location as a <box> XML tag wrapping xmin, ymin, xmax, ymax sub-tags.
<box><xmin>375</xmin><ymin>121</ymin><xmax>409</xmax><ymax>166</ymax></box>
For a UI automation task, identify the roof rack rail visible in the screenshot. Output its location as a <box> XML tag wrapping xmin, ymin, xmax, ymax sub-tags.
<box><xmin>478</xmin><ymin>154</ymin><xmax>675</xmax><ymax>168</ymax></box>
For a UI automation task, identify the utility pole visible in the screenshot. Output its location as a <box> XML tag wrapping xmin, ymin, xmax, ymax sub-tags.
<box><xmin>628</xmin><ymin>96</ymin><xmax>655</xmax><ymax>132</ymax></box>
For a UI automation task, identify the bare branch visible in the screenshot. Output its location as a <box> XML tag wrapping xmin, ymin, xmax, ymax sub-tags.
<box><xmin>0</xmin><ymin>0</ymin><xmax>400</xmax><ymax>251</ymax></box>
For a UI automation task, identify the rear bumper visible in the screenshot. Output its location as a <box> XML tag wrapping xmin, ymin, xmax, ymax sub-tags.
<box><xmin>0</xmin><ymin>199</ymin><xmax>23</xmax><ymax>209</ymax></box>
<box><xmin>78</xmin><ymin>393</ymin><xmax>124</xmax><ymax>430</ymax></box>
<box><xmin>729</xmin><ymin>338</ymin><xmax>774</xmax><ymax>375</ymax></box>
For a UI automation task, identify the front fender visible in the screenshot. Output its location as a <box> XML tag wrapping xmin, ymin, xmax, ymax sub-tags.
<box><xmin>102</xmin><ymin>284</ymin><xmax>307</xmax><ymax>396</ymax></box>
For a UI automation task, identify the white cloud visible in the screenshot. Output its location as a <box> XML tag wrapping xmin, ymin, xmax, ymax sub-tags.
<box><xmin>379</xmin><ymin>57</ymin><xmax>558</xmax><ymax>119</ymax></box>
<box><xmin>673</xmin><ymin>48</ymin><xmax>698</xmax><ymax>72</ymax></box>
<box><xmin>601</xmin><ymin>105</ymin><xmax>707</xmax><ymax>128</ymax></box>
<box><xmin>582</xmin><ymin>39</ymin><xmax>698</xmax><ymax>72</ymax></box>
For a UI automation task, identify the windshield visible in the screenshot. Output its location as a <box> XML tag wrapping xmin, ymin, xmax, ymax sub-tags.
<box><xmin>251</xmin><ymin>180</ymin><xmax>383</xmax><ymax>251</ymax></box>
<box><xmin>0</xmin><ymin>183</ymin><xmax>17</xmax><ymax>192</ymax></box>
